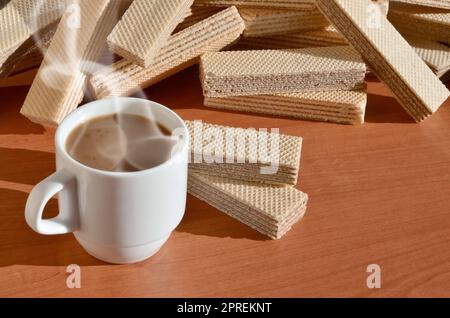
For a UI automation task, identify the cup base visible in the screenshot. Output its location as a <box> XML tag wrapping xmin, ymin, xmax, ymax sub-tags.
<box><xmin>74</xmin><ymin>233</ymin><xmax>171</xmax><ymax>264</ymax></box>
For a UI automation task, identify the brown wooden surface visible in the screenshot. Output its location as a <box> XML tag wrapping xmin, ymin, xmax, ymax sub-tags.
<box><xmin>0</xmin><ymin>67</ymin><xmax>450</xmax><ymax>297</ymax></box>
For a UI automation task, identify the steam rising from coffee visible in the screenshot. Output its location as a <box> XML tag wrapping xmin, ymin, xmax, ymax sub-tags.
<box><xmin>19</xmin><ymin>1</ymin><xmax>182</xmax><ymax>171</ymax></box>
<box><xmin>66</xmin><ymin>111</ymin><xmax>183</xmax><ymax>172</ymax></box>
<box><xmin>23</xmin><ymin>1</ymin><xmax>142</xmax><ymax>98</ymax></box>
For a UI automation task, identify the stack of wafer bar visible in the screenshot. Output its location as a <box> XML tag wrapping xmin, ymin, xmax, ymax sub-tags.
<box><xmin>8</xmin><ymin>0</ymin><xmax>449</xmax><ymax>126</ymax></box>
<box><xmin>200</xmin><ymin>46</ymin><xmax>366</xmax><ymax>97</ymax></box>
<box><xmin>239</xmin><ymin>7</ymin><xmax>329</xmax><ymax>37</ymax></box>
<box><xmin>388</xmin><ymin>2</ymin><xmax>450</xmax><ymax>44</ymax></box>
<box><xmin>316</xmin><ymin>0</ymin><xmax>450</xmax><ymax>122</ymax></box>
<box><xmin>185</xmin><ymin>120</ymin><xmax>308</xmax><ymax>238</ymax></box>
<box><xmin>19</xmin><ymin>0</ymin><xmax>132</xmax><ymax>126</ymax></box>
<box><xmin>186</xmin><ymin>120</ymin><xmax>302</xmax><ymax>185</ymax></box>
<box><xmin>90</xmin><ymin>7</ymin><xmax>245</xmax><ymax>99</ymax></box>
<box><xmin>107</xmin><ymin>0</ymin><xmax>194</xmax><ymax>67</ymax></box>
<box><xmin>188</xmin><ymin>171</ymin><xmax>308</xmax><ymax>239</ymax></box>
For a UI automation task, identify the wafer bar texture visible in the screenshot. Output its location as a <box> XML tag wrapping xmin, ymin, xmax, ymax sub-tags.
<box><xmin>0</xmin><ymin>0</ymin><xmax>66</xmax><ymax>67</ymax></box>
<box><xmin>7</xmin><ymin>48</ymin><xmax>44</xmax><ymax>77</ymax></box>
<box><xmin>388</xmin><ymin>2</ymin><xmax>450</xmax><ymax>44</ymax></box>
<box><xmin>188</xmin><ymin>171</ymin><xmax>309</xmax><ymax>239</ymax></box>
<box><xmin>0</xmin><ymin>18</ymin><xmax>56</xmax><ymax>78</ymax></box>
<box><xmin>239</xmin><ymin>8</ymin><xmax>329</xmax><ymax>38</ymax></box>
<box><xmin>90</xmin><ymin>6</ymin><xmax>245</xmax><ymax>99</ymax></box>
<box><xmin>204</xmin><ymin>88</ymin><xmax>367</xmax><ymax>125</ymax></box>
<box><xmin>20</xmin><ymin>0</ymin><xmax>131</xmax><ymax>127</ymax></box>
<box><xmin>107</xmin><ymin>0</ymin><xmax>194</xmax><ymax>67</ymax></box>
<box><xmin>200</xmin><ymin>46</ymin><xmax>366</xmax><ymax>97</ymax></box>
<box><xmin>188</xmin><ymin>179</ymin><xmax>306</xmax><ymax>238</ymax></box>
<box><xmin>186</xmin><ymin>120</ymin><xmax>302</xmax><ymax>185</ymax></box>
<box><xmin>375</xmin><ymin>0</ymin><xmax>390</xmax><ymax>16</ymax></box>
<box><xmin>392</xmin><ymin>0</ymin><xmax>450</xmax><ymax>10</ymax></box>
<box><xmin>193</xmin><ymin>0</ymin><xmax>316</xmax><ymax>11</ymax></box>
<box><xmin>0</xmin><ymin>2</ymin><xmax>33</xmax><ymax>66</ymax></box>
<box><xmin>175</xmin><ymin>5</ymin><xmax>224</xmax><ymax>31</ymax></box>
<box><xmin>406</xmin><ymin>36</ymin><xmax>450</xmax><ymax>78</ymax></box>
<box><xmin>1</xmin><ymin>41</ymin><xmax>44</xmax><ymax>79</ymax></box>
<box><xmin>234</xmin><ymin>2</ymin><xmax>386</xmax><ymax>49</ymax></box>
<box><xmin>316</xmin><ymin>0</ymin><xmax>450</xmax><ymax>122</ymax></box>
<box><xmin>235</xmin><ymin>26</ymin><xmax>347</xmax><ymax>50</ymax></box>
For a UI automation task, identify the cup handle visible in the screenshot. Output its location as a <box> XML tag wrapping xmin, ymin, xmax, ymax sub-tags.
<box><xmin>25</xmin><ymin>169</ymin><xmax>79</xmax><ymax>235</ymax></box>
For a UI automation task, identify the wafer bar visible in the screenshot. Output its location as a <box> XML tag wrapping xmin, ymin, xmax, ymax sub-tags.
<box><xmin>234</xmin><ymin>2</ymin><xmax>384</xmax><ymax>49</ymax></box>
<box><xmin>316</xmin><ymin>0</ymin><xmax>450</xmax><ymax>122</ymax></box>
<box><xmin>193</xmin><ymin>0</ymin><xmax>316</xmax><ymax>11</ymax></box>
<box><xmin>90</xmin><ymin>6</ymin><xmax>245</xmax><ymax>99</ymax></box>
<box><xmin>234</xmin><ymin>0</ymin><xmax>389</xmax><ymax>49</ymax></box>
<box><xmin>175</xmin><ymin>5</ymin><xmax>223</xmax><ymax>31</ymax></box>
<box><xmin>388</xmin><ymin>2</ymin><xmax>450</xmax><ymax>44</ymax></box>
<box><xmin>406</xmin><ymin>36</ymin><xmax>450</xmax><ymax>78</ymax></box>
<box><xmin>0</xmin><ymin>19</ymin><xmax>56</xmax><ymax>78</ymax></box>
<box><xmin>234</xmin><ymin>2</ymin><xmax>385</xmax><ymax>49</ymax></box>
<box><xmin>20</xmin><ymin>0</ymin><xmax>131</xmax><ymax>127</ymax></box>
<box><xmin>107</xmin><ymin>0</ymin><xmax>193</xmax><ymax>68</ymax></box>
<box><xmin>188</xmin><ymin>172</ymin><xmax>309</xmax><ymax>239</ymax></box>
<box><xmin>8</xmin><ymin>48</ymin><xmax>43</xmax><ymax>76</ymax></box>
<box><xmin>186</xmin><ymin>120</ymin><xmax>302</xmax><ymax>185</ymax></box>
<box><xmin>189</xmin><ymin>178</ymin><xmax>306</xmax><ymax>237</ymax></box>
<box><xmin>239</xmin><ymin>8</ymin><xmax>329</xmax><ymax>38</ymax></box>
<box><xmin>375</xmin><ymin>0</ymin><xmax>390</xmax><ymax>16</ymax></box>
<box><xmin>235</xmin><ymin>26</ymin><xmax>347</xmax><ymax>50</ymax></box>
<box><xmin>1</xmin><ymin>43</ymin><xmax>44</xmax><ymax>78</ymax></box>
<box><xmin>190</xmin><ymin>163</ymin><xmax>300</xmax><ymax>185</ymax></box>
<box><xmin>392</xmin><ymin>0</ymin><xmax>450</xmax><ymax>10</ymax></box>
<box><xmin>200</xmin><ymin>46</ymin><xmax>366</xmax><ymax>98</ymax></box>
<box><xmin>204</xmin><ymin>88</ymin><xmax>367</xmax><ymax>125</ymax></box>
<box><xmin>0</xmin><ymin>2</ymin><xmax>30</xmax><ymax>66</ymax></box>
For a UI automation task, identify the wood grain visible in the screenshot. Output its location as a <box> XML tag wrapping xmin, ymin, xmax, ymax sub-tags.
<box><xmin>0</xmin><ymin>67</ymin><xmax>449</xmax><ymax>297</ymax></box>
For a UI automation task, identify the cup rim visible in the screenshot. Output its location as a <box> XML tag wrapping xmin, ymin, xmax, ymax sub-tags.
<box><xmin>55</xmin><ymin>97</ymin><xmax>189</xmax><ymax>177</ymax></box>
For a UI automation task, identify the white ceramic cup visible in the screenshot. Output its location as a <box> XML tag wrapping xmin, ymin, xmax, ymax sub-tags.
<box><xmin>25</xmin><ymin>97</ymin><xmax>189</xmax><ymax>264</ymax></box>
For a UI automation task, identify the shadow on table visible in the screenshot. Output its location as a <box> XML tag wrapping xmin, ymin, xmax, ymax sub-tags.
<box><xmin>0</xmin><ymin>86</ymin><xmax>45</xmax><ymax>135</ymax></box>
<box><xmin>0</xmin><ymin>187</ymin><xmax>104</xmax><ymax>267</ymax></box>
<box><xmin>140</xmin><ymin>66</ymin><xmax>204</xmax><ymax>111</ymax></box>
<box><xmin>176</xmin><ymin>195</ymin><xmax>268</xmax><ymax>241</ymax></box>
<box><xmin>0</xmin><ymin>147</ymin><xmax>103</xmax><ymax>266</ymax></box>
<box><xmin>0</xmin><ymin>147</ymin><xmax>55</xmax><ymax>185</ymax></box>
<box><xmin>365</xmin><ymin>93</ymin><xmax>416</xmax><ymax>124</ymax></box>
